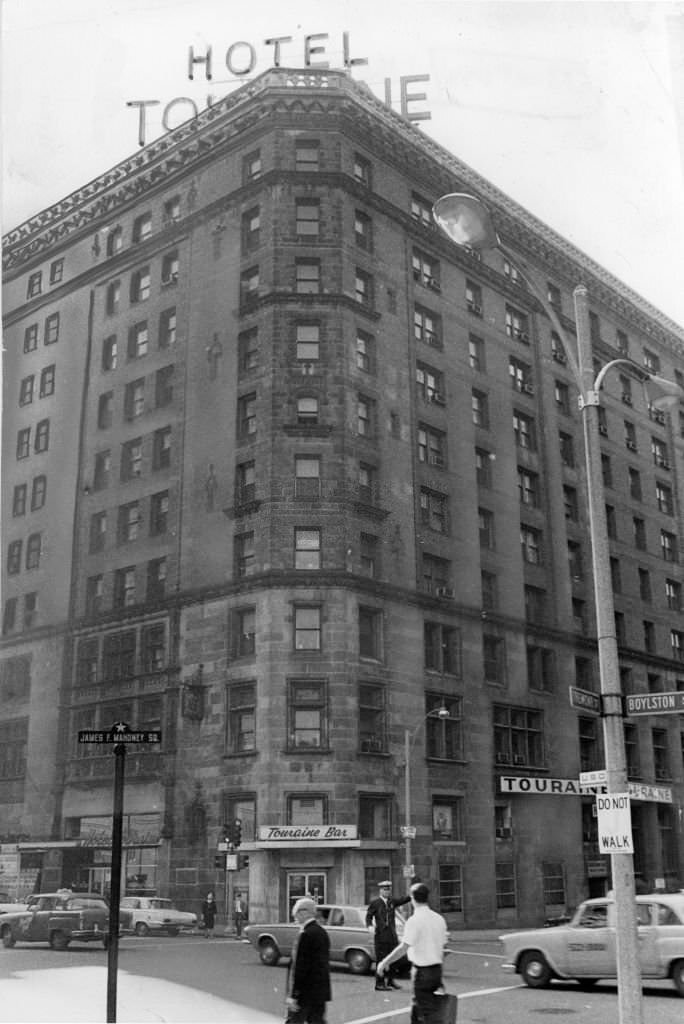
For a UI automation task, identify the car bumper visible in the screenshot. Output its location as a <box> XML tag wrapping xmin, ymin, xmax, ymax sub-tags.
<box><xmin>501</xmin><ymin>962</ymin><xmax>517</xmax><ymax>973</ymax></box>
<box><xmin>70</xmin><ymin>930</ymin><xmax>106</xmax><ymax>941</ymax></box>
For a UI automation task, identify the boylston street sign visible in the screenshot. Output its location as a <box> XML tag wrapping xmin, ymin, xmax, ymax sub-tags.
<box><xmin>624</xmin><ymin>692</ymin><xmax>684</xmax><ymax>716</ymax></box>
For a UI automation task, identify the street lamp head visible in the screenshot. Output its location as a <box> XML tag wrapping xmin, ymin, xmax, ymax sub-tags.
<box><xmin>433</xmin><ymin>193</ymin><xmax>499</xmax><ymax>252</ymax></box>
<box><xmin>643</xmin><ymin>373</ymin><xmax>684</xmax><ymax>412</ymax></box>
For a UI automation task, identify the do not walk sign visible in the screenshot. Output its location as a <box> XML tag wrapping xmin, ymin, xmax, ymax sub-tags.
<box><xmin>596</xmin><ymin>793</ymin><xmax>634</xmax><ymax>853</ymax></box>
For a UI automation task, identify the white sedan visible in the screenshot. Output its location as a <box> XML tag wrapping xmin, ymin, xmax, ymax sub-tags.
<box><xmin>501</xmin><ymin>893</ymin><xmax>684</xmax><ymax>996</ymax></box>
<box><xmin>119</xmin><ymin>896</ymin><xmax>197</xmax><ymax>936</ymax></box>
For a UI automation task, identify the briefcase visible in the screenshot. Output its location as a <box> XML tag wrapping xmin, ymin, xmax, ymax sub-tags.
<box><xmin>435</xmin><ymin>992</ymin><xmax>458</xmax><ymax>1024</ymax></box>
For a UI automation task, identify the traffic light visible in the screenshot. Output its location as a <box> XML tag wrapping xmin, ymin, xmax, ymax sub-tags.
<box><xmin>238</xmin><ymin>853</ymin><xmax>249</xmax><ymax>870</ymax></box>
<box><xmin>231</xmin><ymin>818</ymin><xmax>242</xmax><ymax>848</ymax></box>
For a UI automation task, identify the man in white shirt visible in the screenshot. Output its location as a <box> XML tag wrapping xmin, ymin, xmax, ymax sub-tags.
<box><xmin>376</xmin><ymin>882</ymin><xmax>450</xmax><ymax>1024</ymax></box>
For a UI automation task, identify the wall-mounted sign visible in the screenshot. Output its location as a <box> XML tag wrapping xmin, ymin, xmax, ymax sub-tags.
<box><xmin>500</xmin><ymin>776</ymin><xmax>672</xmax><ymax>803</ymax></box>
<box><xmin>596</xmin><ymin>793</ymin><xmax>633</xmax><ymax>853</ymax></box>
<box><xmin>258</xmin><ymin>825</ymin><xmax>357</xmax><ymax>842</ymax></box>
<box><xmin>127</xmin><ymin>29</ymin><xmax>431</xmax><ymax>145</ymax></box>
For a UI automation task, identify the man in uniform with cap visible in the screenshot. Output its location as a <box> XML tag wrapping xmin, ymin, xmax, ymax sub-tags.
<box><xmin>366</xmin><ymin>879</ymin><xmax>411</xmax><ymax>990</ymax></box>
<box><xmin>286</xmin><ymin>897</ymin><xmax>331</xmax><ymax>1023</ymax></box>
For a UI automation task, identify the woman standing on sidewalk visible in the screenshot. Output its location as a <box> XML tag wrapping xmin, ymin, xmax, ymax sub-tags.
<box><xmin>201</xmin><ymin>891</ymin><xmax>217</xmax><ymax>937</ymax></box>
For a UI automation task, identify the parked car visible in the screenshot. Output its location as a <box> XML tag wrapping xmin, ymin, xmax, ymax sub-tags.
<box><xmin>0</xmin><ymin>893</ymin><xmax>27</xmax><ymax>915</ymax></box>
<box><xmin>119</xmin><ymin>896</ymin><xmax>197</xmax><ymax>936</ymax></box>
<box><xmin>0</xmin><ymin>891</ymin><xmax>109</xmax><ymax>950</ymax></box>
<box><xmin>245</xmin><ymin>904</ymin><xmax>395</xmax><ymax>975</ymax></box>
<box><xmin>501</xmin><ymin>893</ymin><xmax>684</xmax><ymax>996</ymax></box>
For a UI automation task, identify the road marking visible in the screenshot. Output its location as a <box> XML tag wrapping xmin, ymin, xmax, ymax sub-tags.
<box><xmin>446</xmin><ymin>947</ymin><xmax>506</xmax><ymax>959</ymax></box>
<box><xmin>344</xmin><ymin>985</ymin><xmax>521</xmax><ymax>1023</ymax></box>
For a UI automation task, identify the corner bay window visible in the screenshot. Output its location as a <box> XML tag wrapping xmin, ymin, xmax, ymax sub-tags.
<box><xmin>288</xmin><ymin>680</ymin><xmax>327</xmax><ymax>749</ymax></box>
<box><xmin>228</xmin><ymin>682</ymin><xmax>256</xmax><ymax>753</ymax></box>
<box><xmin>294</xmin><ymin>605</ymin><xmax>321</xmax><ymax>651</ymax></box>
<box><xmin>359</xmin><ymin>682</ymin><xmax>386</xmax><ymax>753</ymax></box>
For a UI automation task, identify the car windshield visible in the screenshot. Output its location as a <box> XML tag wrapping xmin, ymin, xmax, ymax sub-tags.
<box><xmin>576</xmin><ymin>905</ymin><xmax>608</xmax><ymax>928</ymax></box>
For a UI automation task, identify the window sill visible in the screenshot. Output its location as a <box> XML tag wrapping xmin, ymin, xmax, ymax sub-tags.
<box><xmin>224</xmin><ymin>750</ymin><xmax>259</xmax><ymax>760</ymax></box>
<box><xmin>285</xmin><ymin>747</ymin><xmax>332</xmax><ymax>755</ymax></box>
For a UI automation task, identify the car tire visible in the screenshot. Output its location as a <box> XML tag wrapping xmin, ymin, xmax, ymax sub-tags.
<box><xmin>672</xmin><ymin>959</ymin><xmax>684</xmax><ymax>996</ymax></box>
<box><xmin>166</xmin><ymin>928</ymin><xmax>180</xmax><ymax>937</ymax></box>
<box><xmin>520</xmin><ymin>950</ymin><xmax>552</xmax><ymax>988</ymax></box>
<box><xmin>258</xmin><ymin>938</ymin><xmax>280</xmax><ymax>966</ymax></box>
<box><xmin>1</xmin><ymin>926</ymin><xmax>15</xmax><ymax>948</ymax></box>
<box><xmin>346</xmin><ymin>949</ymin><xmax>372</xmax><ymax>975</ymax></box>
<box><xmin>135</xmin><ymin>922</ymin><xmax>150</xmax><ymax>937</ymax></box>
<box><xmin>49</xmin><ymin>930</ymin><xmax>70</xmax><ymax>951</ymax></box>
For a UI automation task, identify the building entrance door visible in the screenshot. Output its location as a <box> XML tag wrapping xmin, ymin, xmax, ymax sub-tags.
<box><xmin>287</xmin><ymin>872</ymin><xmax>326</xmax><ymax>915</ymax></box>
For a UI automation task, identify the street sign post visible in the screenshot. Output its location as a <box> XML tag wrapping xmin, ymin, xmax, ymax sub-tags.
<box><xmin>78</xmin><ymin>722</ymin><xmax>161</xmax><ymax>1023</ymax></box>
<box><xmin>579</xmin><ymin>769</ymin><xmax>607</xmax><ymax>787</ymax></box>
<box><xmin>624</xmin><ymin>692</ymin><xmax>684</xmax><ymax>716</ymax></box>
<box><xmin>568</xmin><ymin>686</ymin><xmax>601</xmax><ymax>715</ymax></box>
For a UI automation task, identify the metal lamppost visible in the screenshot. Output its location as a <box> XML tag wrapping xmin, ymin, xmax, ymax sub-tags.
<box><xmin>403</xmin><ymin>703</ymin><xmax>450</xmax><ymax>877</ymax></box>
<box><xmin>433</xmin><ymin>193</ymin><xmax>683</xmax><ymax>1024</ymax></box>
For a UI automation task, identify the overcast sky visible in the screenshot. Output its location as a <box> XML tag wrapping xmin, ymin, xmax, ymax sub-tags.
<box><xmin>3</xmin><ymin>0</ymin><xmax>684</xmax><ymax>329</ymax></box>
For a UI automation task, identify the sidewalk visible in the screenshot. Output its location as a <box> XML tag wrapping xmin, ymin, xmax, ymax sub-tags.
<box><xmin>0</xmin><ymin>964</ymin><xmax>282</xmax><ymax>1023</ymax></box>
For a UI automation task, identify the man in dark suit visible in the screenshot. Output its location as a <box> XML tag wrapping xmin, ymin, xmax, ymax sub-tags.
<box><xmin>286</xmin><ymin>897</ymin><xmax>332</xmax><ymax>1023</ymax></box>
<box><xmin>366</xmin><ymin>879</ymin><xmax>411</xmax><ymax>990</ymax></box>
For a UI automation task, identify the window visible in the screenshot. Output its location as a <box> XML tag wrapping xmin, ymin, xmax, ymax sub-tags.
<box><xmin>0</xmin><ymin>719</ymin><xmax>27</xmax><ymax>780</ymax></box>
<box><xmin>652</xmin><ymin>728</ymin><xmax>670</xmax><ymax>779</ymax></box>
<box><xmin>296</xmin><ymin>200</ymin><xmax>319</xmax><ymax>237</ymax></box>
<box><xmin>661</xmin><ymin>530</ymin><xmax>678</xmax><ymax>563</ymax></box>
<box><xmin>656</xmin><ymin>481</ymin><xmax>674</xmax><ymax>515</ymax></box>
<box><xmin>89</xmin><ymin>512</ymin><xmax>107</xmax><ymax>552</ymax></box>
<box><xmin>140</xmin><ymin>624</ymin><xmax>165</xmax><ymax>673</ymax></box>
<box><xmin>606</xmin><ymin>504</ymin><xmax>617</xmax><ymax>539</ymax></box>
<box><xmin>360</xmin><ymin>532</ymin><xmax>379</xmax><ymax>577</ymax></box>
<box><xmin>13</xmin><ymin>484</ymin><xmax>27</xmax><ymax>517</ymax></box>
<box><xmin>623</xmin><ymin>723</ymin><xmax>640</xmax><ymax>778</ymax></box>
<box><xmin>466</xmin><ymin>280</ymin><xmax>482</xmax><ymax>316</ymax></box>
<box><xmin>296</xmin><ymin>322</ymin><xmax>319</xmax><ymax>364</ymax></box>
<box><xmin>353</xmin><ymin>153</ymin><xmax>372</xmax><ymax>186</ymax></box>
<box><xmin>468</xmin><ymin>334</ymin><xmax>485</xmax><ymax>372</ymax></box>
<box><xmin>652</xmin><ymin>437</ymin><xmax>670</xmax><ymax>469</ymax></box>
<box><xmin>102</xmin><ymin>630</ymin><xmax>136</xmax><ymax>680</ymax></box>
<box><xmin>546</xmin><ymin>282</ymin><xmax>561</xmax><ymax>308</ymax></box>
<box><xmin>93</xmin><ymin>450</ymin><xmax>111</xmax><ymax>491</ymax></box>
<box><xmin>287</xmin><ymin>794</ymin><xmax>327</xmax><ymax>825</ymax></box>
<box><xmin>420</xmin><ymin>487</ymin><xmax>448</xmax><ymax>534</ymax></box>
<box><xmin>671</xmin><ymin>630</ymin><xmax>684</xmax><ymax>663</ymax></box>
<box><xmin>481</xmin><ymin>571</ymin><xmax>498</xmax><ymax>611</ymax></box>
<box><xmin>355</xmin><ymin>268</ymin><xmax>374</xmax><ymax>308</ymax></box>
<box><xmin>495</xmin><ymin>862</ymin><xmax>516</xmax><ymax>908</ymax></box>
<box><xmin>643</xmin><ymin>348</ymin><xmax>661</xmax><ymax>373</ymax></box>
<box><xmin>158</xmin><ymin>307</ymin><xmax>177</xmax><ymax>349</ymax></box>
<box><xmin>243</xmin><ymin>149</ymin><xmax>262</xmax><ymax>181</ymax></box>
<box><xmin>106</xmin><ymin>280</ymin><xmax>120</xmax><ymax>315</ymax></box>
<box><xmin>146</xmin><ymin>558</ymin><xmax>166</xmax><ymax>603</ymax></box>
<box><xmin>638</xmin><ymin>568</ymin><xmax>652</xmax><ymax>602</ymax></box>
<box><xmin>24</xmin><ymin>547</ymin><xmax>41</xmax><ymax>580</ymax></box>
<box><xmin>117</xmin><ymin>501</ymin><xmax>140</xmax><ymax>543</ymax></box>
<box><xmin>354</xmin><ymin>210</ymin><xmax>372</xmax><ymax>251</ymax></box>
<box><xmin>40</xmin><ymin>365</ymin><xmax>55</xmax><ymax>398</ymax></box>
<box><xmin>297</xmin><ymin>396</ymin><xmax>319</xmax><ymax>424</ymax></box>
<box><xmin>527</xmin><ymin>645</ymin><xmax>555</xmax><ymax>692</ymax></box>
<box><xmin>633</xmin><ymin>517</ymin><xmax>646</xmax><ymax>550</ymax></box>
<box><xmin>357</xmin><ymin>394</ymin><xmax>374</xmax><ymax>437</ymax></box>
<box><xmin>27</xmin><ymin>271</ymin><xmax>42</xmax><ymax>298</ymax></box>
<box><xmin>359</xmin><ymin>795</ymin><xmax>391</xmax><ymax>839</ymax></box>
<box><xmin>161</xmin><ymin>251</ymin><xmax>179</xmax><ymax>285</ymax></box>
<box><xmin>120</xmin><ymin>438</ymin><xmax>142</xmax><ymax>482</ymax></box>
<box><xmin>31</xmin><ymin>476</ymin><xmax>47</xmax><ymax>513</ymax></box>
<box><xmin>124</xmin><ymin>379</ymin><xmax>145</xmax><ymax>420</ymax></box>
<box><xmin>542</xmin><ymin>863</ymin><xmax>565</xmax><ymax>906</ymax></box>
<box><xmin>107</xmin><ymin>227</ymin><xmax>123</xmax><ymax>255</ymax></box>
<box><xmin>16</xmin><ymin>428</ymin><xmax>31</xmax><ymax>460</ymax></box>
<box><xmin>479</xmin><ymin>507</ymin><xmax>495</xmax><ymax>549</ymax></box>
<box><xmin>414</xmin><ymin>304</ymin><xmax>441</xmax><ymax>348</ymax></box>
<box><xmin>288</xmin><ymin>680</ymin><xmax>327</xmax><ymax>749</ymax></box>
<box><xmin>410</xmin><ymin>192</ymin><xmax>433</xmax><ymax>227</ymax></box>
<box><xmin>412</xmin><ymin>248</ymin><xmax>440</xmax><ymax>289</ymax></box>
<box><xmin>228</xmin><ymin>682</ymin><xmax>256</xmax><ymax>752</ymax></box>
<box><xmin>34</xmin><ymin>419</ymin><xmax>50</xmax><ymax>453</ymax></box>
<box><xmin>616</xmin><ymin>328</ymin><xmax>629</xmax><ymax>355</ymax></box>
<box><xmin>100</xmin><ymin>336</ymin><xmax>117</xmax><ymax>373</ymax></box>
<box><xmin>7</xmin><ymin>540</ymin><xmax>22</xmax><ymax>575</ymax></box>
<box><xmin>509</xmin><ymin>357</ymin><xmax>533</xmax><ymax>393</ymax></box>
<box><xmin>359</xmin><ymin>606</ymin><xmax>382</xmax><ymax>660</ymax></box>
<box><xmin>426</xmin><ymin>694</ymin><xmax>462</xmax><ymax>759</ymax></box>
<box><xmin>518</xmin><ymin>468</ymin><xmax>540</xmax><ymax>508</ymax></box>
<box><xmin>241</xmin><ymin>207</ymin><xmax>260</xmax><ymax>251</ymax></box>
<box><xmin>666</xmin><ymin>579</ymin><xmax>682</xmax><ymax>611</ymax></box>
<box><xmin>562</xmin><ymin>485</ymin><xmax>578</xmax><ymax>521</ymax></box>
<box><xmin>494</xmin><ymin>704</ymin><xmax>544</xmax><ymax>766</ymax></box>
<box><xmin>239</xmin><ymin>266</ymin><xmax>259</xmax><ymax>307</ymax></box>
<box><xmin>356</xmin><ymin>329</ymin><xmax>375</xmax><ymax>373</ymax></box>
<box><xmin>24</xmin><ymin>324</ymin><xmax>39</xmax><ymax>352</ymax></box>
<box><xmin>629</xmin><ymin>468</ymin><xmax>642</xmax><ymax>501</ymax></box>
<box><xmin>417</xmin><ymin>424</ymin><xmax>446</xmax><ymax>466</ymax></box>
<box><xmin>559</xmin><ymin>431</ymin><xmax>575</xmax><ymax>467</ymax></box>
<box><xmin>132</xmin><ymin>213</ymin><xmax>152</xmax><ymax>242</ymax></box>
<box><xmin>295</xmin><ymin>456</ymin><xmax>321</xmax><ymax>498</ymax></box>
<box><xmin>643</xmin><ymin>619</ymin><xmax>656</xmax><ymax>652</ymax></box>
<box><xmin>130</xmin><ymin>267</ymin><xmax>150</xmax><ymax>302</ymax></box>
<box><xmin>113</xmin><ymin>567</ymin><xmax>137</xmax><ymax>608</ymax></box>
<box><xmin>163</xmin><ymin>195</ymin><xmax>181</xmax><ymax>224</ymax></box>
<box><xmin>295</xmin><ymin>139</ymin><xmax>319</xmax><ymax>171</ymax></box>
<box><xmin>237</xmin><ymin>393</ymin><xmax>257</xmax><ymax>438</ymax></box>
<box><xmin>505</xmin><ymin>305</ymin><xmax>530</xmax><ymax>343</ymax></box>
<box><xmin>75</xmin><ymin>639</ymin><xmax>99</xmax><ymax>687</ymax></box>
<box><xmin>483</xmin><ymin>634</ymin><xmax>505</xmax><ymax>684</ymax></box>
<box><xmin>521</xmin><ymin>525</ymin><xmax>542</xmax><ymax>564</ymax></box>
<box><xmin>295</xmin><ymin>259</ymin><xmax>320</xmax><ymax>294</ymax></box>
<box><xmin>150</xmin><ymin>491</ymin><xmax>169</xmax><ymax>536</ymax></box>
<box><xmin>234</xmin><ymin>607</ymin><xmax>256</xmax><ymax>658</ymax></box>
<box><xmin>555</xmin><ymin>380</ymin><xmax>570</xmax><ymax>413</ymax></box>
<box><xmin>432</xmin><ymin>797</ymin><xmax>464</xmax><ymax>841</ymax></box>
<box><xmin>19</xmin><ymin>375</ymin><xmax>35</xmax><ymax>406</ymax></box>
<box><xmin>236</xmin><ymin>460</ymin><xmax>256</xmax><ymax>504</ymax></box>
<box><xmin>128</xmin><ymin>321</ymin><xmax>149</xmax><ymax>360</ymax></box>
<box><xmin>513</xmin><ymin>411</ymin><xmax>536</xmax><ymax>451</ymax></box>
<box><xmin>438</xmin><ymin>864</ymin><xmax>463</xmax><ymax>914</ymax></box>
<box><xmin>421</xmin><ymin>553</ymin><xmax>451</xmax><ymax>595</ymax></box>
<box><xmin>471</xmin><ymin>389</ymin><xmax>489</xmax><ymax>428</ymax></box>
<box><xmin>155</xmin><ymin>365</ymin><xmax>174</xmax><ymax>408</ymax></box>
<box><xmin>234</xmin><ymin>531</ymin><xmax>255</xmax><ymax>577</ymax></box>
<box><xmin>86</xmin><ymin>575</ymin><xmax>104</xmax><ymax>616</ymax></box>
<box><xmin>294</xmin><ymin>606</ymin><xmax>321</xmax><ymax>650</ymax></box>
<box><xmin>238</xmin><ymin>328</ymin><xmax>258</xmax><ymax>374</ymax></box>
<box><xmin>295</xmin><ymin>528</ymin><xmax>320</xmax><ymax>570</ymax></box>
<box><xmin>615</xmin><ymin>611</ymin><xmax>626</xmax><ymax>645</ymax></box>
<box><xmin>475</xmin><ymin>448</ymin><xmax>492</xmax><ymax>488</ymax></box>
<box><xmin>356</xmin><ymin>462</ymin><xmax>377</xmax><ymax>505</ymax></box>
<box><xmin>625</xmin><ymin>420</ymin><xmax>637</xmax><ymax>450</ymax></box>
<box><xmin>359</xmin><ymin>683</ymin><xmax>386</xmax><ymax>753</ymax></box>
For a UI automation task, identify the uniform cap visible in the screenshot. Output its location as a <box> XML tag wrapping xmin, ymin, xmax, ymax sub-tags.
<box><xmin>378</xmin><ymin>880</ymin><xmax>392</xmax><ymax>888</ymax></box>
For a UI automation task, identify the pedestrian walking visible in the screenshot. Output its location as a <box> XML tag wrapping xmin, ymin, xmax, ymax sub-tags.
<box><xmin>285</xmin><ymin>897</ymin><xmax>331</xmax><ymax>1024</ymax></box>
<box><xmin>365</xmin><ymin>879</ymin><xmax>411</xmax><ymax>991</ymax></box>
<box><xmin>376</xmin><ymin>882</ymin><xmax>453</xmax><ymax>1024</ymax></box>
<box><xmin>201</xmin><ymin>891</ymin><xmax>217</xmax><ymax>937</ymax></box>
<box><xmin>233</xmin><ymin>891</ymin><xmax>246</xmax><ymax>937</ymax></box>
